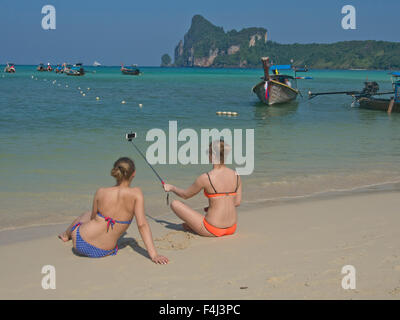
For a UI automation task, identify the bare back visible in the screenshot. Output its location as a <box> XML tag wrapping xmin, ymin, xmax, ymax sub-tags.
<box><xmin>203</xmin><ymin>167</ymin><xmax>241</xmax><ymax>228</ymax></box>
<box><xmin>75</xmin><ymin>186</ymin><xmax>139</xmax><ymax>250</ymax></box>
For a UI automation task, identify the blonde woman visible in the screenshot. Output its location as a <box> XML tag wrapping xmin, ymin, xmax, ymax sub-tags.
<box><xmin>163</xmin><ymin>140</ymin><xmax>242</xmax><ymax>237</ymax></box>
<box><xmin>59</xmin><ymin>157</ymin><xmax>168</xmax><ymax>264</ymax></box>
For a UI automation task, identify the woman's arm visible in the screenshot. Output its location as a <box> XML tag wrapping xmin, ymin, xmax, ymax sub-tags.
<box><xmin>163</xmin><ymin>175</ymin><xmax>204</xmax><ymax>200</ymax></box>
<box><xmin>90</xmin><ymin>188</ymin><xmax>101</xmax><ymax>220</ymax></box>
<box><xmin>234</xmin><ymin>175</ymin><xmax>242</xmax><ymax>207</ymax></box>
<box><xmin>133</xmin><ymin>188</ymin><xmax>169</xmax><ymax>264</ymax></box>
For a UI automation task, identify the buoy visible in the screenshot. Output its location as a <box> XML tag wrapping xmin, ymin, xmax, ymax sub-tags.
<box><xmin>227</xmin><ymin>111</ymin><xmax>232</xmax><ymax>116</ymax></box>
<box><xmin>222</xmin><ymin>111</ymin><xmax>227</xmax><ymax>115</ymax></box>
<box><xmin>66</xmin><ymin>85</ymin><xmax>69</xmax><ymax>88</ymax></box>
<box><xmin>80</xmin><ymin>91</ymin><xmax>83</xmax><ymax>94</ymax></box>
<box><xmin>82</xmin><ymin>93</ymin><xmax>86</xmax><ymax>97</ymax></box>
<box><xmin>96</xmin><ymin>97</ymin><xmax>100</xmax><ymax>100</ymax></box>
<box><xmin>139</xmin><ymin>103</ymin><xmax>143</xmax><ymax>107</ymax></box>
<box><xmin>216</xmin><ymin>111</ymin><xmax>222</xmax><ymax>115</ymax></box>
<box><xmin>87</xmin><ymin>88</ymin><xmax>90</xmax><ymax>90</ymax></box>
<box><xmin>121</xmin><ymin>100</ymin><xmax>126</xmax><ymax>104</ymax></box>
<box><xmin>232</xmin><ymin>112</ymin><xmax>238</xmax><ymax>116</ymax></box>
<box><xmin>78</xmin><ymin>87</ymin><xmax>81</xmax><ymax>90</ymax></box>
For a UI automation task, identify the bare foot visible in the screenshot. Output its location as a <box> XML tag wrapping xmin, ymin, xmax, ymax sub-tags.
<box><xmin>182</xmin><ymin>223</ymin><xmax>193</xmax><ymax>232</ymax></box>
<box><xmin>58</xmin><ymin>232</ymin><xmax>70</xmax><ymax>242</ymax></box>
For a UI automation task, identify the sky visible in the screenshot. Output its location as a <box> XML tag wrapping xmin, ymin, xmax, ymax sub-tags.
<box><xmin>0</xmin><ymin>0</ymin><xmax>399</xmax><ymax>66</ymax></box>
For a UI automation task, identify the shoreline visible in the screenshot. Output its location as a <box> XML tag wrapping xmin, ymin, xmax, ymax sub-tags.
<box><xmin>1</xmin><ymin>189</ymin><xmax>399</xmax><ymax>299</ymax></box>
<box><xmin>1</xmin><ymin>177</ymin><xmax>400</xmax><ymax>234</ymax></box>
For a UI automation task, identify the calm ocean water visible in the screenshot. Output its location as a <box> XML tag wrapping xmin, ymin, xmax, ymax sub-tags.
<box><xmin>1</xmin><ymin>66</ymin><xmax>400</xmax><ymax>229</ymax></box>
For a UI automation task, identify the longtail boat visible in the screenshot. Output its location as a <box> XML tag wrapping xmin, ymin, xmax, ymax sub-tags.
<box><xmin>309</xmin><ymin>72</ymin><xmax>400</xmax><ymax>114</ymax></box>
<box><xmin>55</xmin><ymin>64</ymin><xmax>64</xmax><ymax>73</ymax></box>
<box><xmin>252</xmin><ymin>57</ymin><xmax>309</xmax><ymax>105</ymax></box>
<box><xmin>121</xmin><ymin>64</ymin><xmax>141</xmax><ymax>75</ymax></box>
<box><xmin>37</xmin><ymin>63</ymin><xmax>53</xmax><ymax>72</ymax></box>
<box><xmin>4</xmin><ymin>63</ymin><xmax>16</xmax><ymax>73</ymax></box>
<box><xmin>37</xmin><ymin>63</ymin><xmax>46</xmax><ymax>71</ymax></box>
<box><xmin>64</xmin><ymin>63</ymin><xmax>85</xmax><ymax>76</ymax></box>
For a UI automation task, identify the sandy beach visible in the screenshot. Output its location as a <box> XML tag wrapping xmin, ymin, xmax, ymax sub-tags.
<box><xmin>0</xmin><ymin>190</ymin><xmax>399</xmax><ymax>300</ymax></box>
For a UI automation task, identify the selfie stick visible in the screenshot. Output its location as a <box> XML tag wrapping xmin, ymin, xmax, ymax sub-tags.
<box><xmin>125</xmin><ymin>132</ymin><xmax>169</xmax><ymax>204</ymax></box>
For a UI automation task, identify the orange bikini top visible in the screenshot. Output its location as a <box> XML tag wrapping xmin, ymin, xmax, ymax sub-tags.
<box><xmin>203</xmin><ymin>172</ymin><xmax>239</xmax><ymax>198</ymax></box>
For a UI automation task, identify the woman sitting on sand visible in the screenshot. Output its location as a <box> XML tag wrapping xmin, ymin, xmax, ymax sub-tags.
<box><xmin>59</xmin><ymin>157</ymin><xmax>168</xmax><ymax>264</ymax></box>
<box><xmin>163</xmin><ymin>140</ymin><xmax>242</xmax><ymax>237</ymax></box>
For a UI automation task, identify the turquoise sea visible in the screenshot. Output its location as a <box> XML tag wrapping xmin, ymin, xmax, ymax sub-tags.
<box><xmin>1</xmin><ymin>66</ymin><xmax>400</xmax><ymax>230</ymax></box>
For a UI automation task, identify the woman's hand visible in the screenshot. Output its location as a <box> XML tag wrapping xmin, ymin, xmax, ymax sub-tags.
<box><xmin>163</xmin><ymin>184</ymin><xmax>175</xmax><ymax>193</ymax></box>
<box><xmin>151</xmin><ymin>254</ymin><xmax>169</xmax><ymax>265</ymax></box>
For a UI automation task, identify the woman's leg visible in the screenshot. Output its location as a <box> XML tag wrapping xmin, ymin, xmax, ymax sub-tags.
<box><xmin>170</xmin><ymin>200</ymin><xmax>214</xmax><ymax>237</ymax></box>
<box><xmin>58</xmin><ymin>211</ymin><xmax>92</xmax><ymax>242</ymax></box>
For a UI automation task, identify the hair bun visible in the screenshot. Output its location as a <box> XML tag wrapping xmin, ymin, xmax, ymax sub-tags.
<box><xmin>110</xmin><ymin>157</ymin><xmax>136</xmax><ymax>184</ymax></box>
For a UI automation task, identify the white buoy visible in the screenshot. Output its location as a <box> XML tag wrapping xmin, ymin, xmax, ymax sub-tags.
<box><xmin>121</xmin><ymin>100</ymin><xmax>126</xmax><ymax>104</ymax></box>
<box><xmin>82</xmin><ymin>93</ymin><xmax>86</xmax><ymax>97</ymax></box>
<box><xmin>232</xmin><ymin>112</ymin><xmax>238</xmax><ymax>116</ymax></box>
<box><xmin>87</xmin><ymin>88</ymin><xmax>90</xmax><ymax>90</ymax></box>
<box><xmin>66</xmin><ymin>85</ymin><xmax>69</xmax><ymax>88</ymax></box>
<box><xmin>78</xmin><ymin>87</ymin><xmax>81</xmax><ymax>90</ymax></box>
<box><xmin>222</xmin><ymin>111</ymin><xmax>227</xmax><ymax>115</ymax></box>
<box><xmin>216</xmin><ymin>111</ymin><xmax>222</xmax><ymax>115</ymax></box>
<box><xmin>96</xmin><ymin>97</ymin><xmax>100</xmax><ymax>100</ymax></box>
<box><xmin>139</xmin><ymin>103</ymin><xmax>143</xmax><ymax>107</ymax></box>
<box><xmin>80</xmin><ymin>91</ymin><xmax>83</xmax><ymax>94</ymax></box>
<box><xmin>227</xmin><ymin>111</ymin><xmax>232</xmax><ymax>116</ymax></box>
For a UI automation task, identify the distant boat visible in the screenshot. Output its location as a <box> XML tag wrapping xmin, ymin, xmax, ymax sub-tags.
<box><xmin>4</xmin><ymin>62</ymin><xmax>16</xmax><ymax>73</ymax></box>
<box><xmin>37</xmin><ymin>63</ymin><xmax>46</xmax><ymax>71</ymax></box>
<box><xmin>121</xmin><ymin>64</ymin><xmax>141</xmax><ymax>75</ymax></box>
<box><xmin>55</xmin><ymin>64</ymin><xmax>64</xmax><ymax>73</ymax></box>
<box><xmin>93</xmin><ymin>61</ymin><xmax>101</xmax><ymax>67</ymax></box>
<box><xmin>64</xmin><ymin>63</ymin><xmax>85</xmax><ymax>76</ymax></box>
<box><xmin>37</xmin><ymin>63</ymin><xmax>53</xmax><ymax>72</ymax></box>
<box><xmin>252</xmin><ymin>57</ymin><xmax>299</xmax><ymax>105</ymax></box>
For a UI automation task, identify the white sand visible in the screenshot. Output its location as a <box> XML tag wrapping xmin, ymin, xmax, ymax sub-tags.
<box><xmin>1</xmin><ymin>191</ymin><xmax>400</xmax><ymax>299</ymax></box>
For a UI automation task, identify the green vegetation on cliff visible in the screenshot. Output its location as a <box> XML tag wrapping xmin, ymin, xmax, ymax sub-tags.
<box><xmin>171</xmin><ymin>15</ymin><xmax>400</xmax><ymax>69</ymax></box>
<box><xmin>161</xmin><ymin>54</ymin><xmax>172</xmax><ymax>67</ymax></box>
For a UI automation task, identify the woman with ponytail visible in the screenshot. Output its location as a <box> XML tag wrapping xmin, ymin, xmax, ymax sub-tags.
<box><xmin>59</xmin><ymin>157</ymin><xmax>168</xmax><ymax>263</ymax></box>
<box><xmin>163</xmin><ymin>140</ymin><xmax>242</xmax><ymax>237</ymax></box>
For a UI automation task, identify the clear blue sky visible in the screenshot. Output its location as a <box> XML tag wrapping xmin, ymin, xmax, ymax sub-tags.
<box><xmin>1</xmin><ymin>0</ymin><xmax>398</xmax><ymax>66</ymax></box>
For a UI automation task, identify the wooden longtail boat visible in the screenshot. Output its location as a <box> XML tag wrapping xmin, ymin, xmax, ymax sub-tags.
<box><xmin>308</xmin><ymin>72</ymin><xmax>400</xmax><ymax>114</ymax></box>
<box><xmin>252</xmin><ymin>57</ymin><xmax>299</xmax><ymax>105</ymax></box>
<box><xmin>37</xmin><ymin>63</ymin><xmax>46</xmax><ymax>71</ymax></box>
<box><xmin>4</xmin><ymin>63</ymin><xmax>16</xmax><ymax>73</ymax></box>
<box><xmin>358</xmin><ymin>97</ymin><xmax>400</xmax><ymax>113</ymax></box>
<box><xmin>64</xmin><ymin>63</ymin><xmax>85</xmax><ymax>76</ymax></box>
<box><xmin>121</xmin><ymin>64</ymin><xmax>141</xmax><ymax>75</ymax></box>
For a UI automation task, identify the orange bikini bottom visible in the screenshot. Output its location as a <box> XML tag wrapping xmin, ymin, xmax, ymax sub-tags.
<box><xmin>203</xmin><ymin>218</ymin><xmax>237</xmax><ymax>237</ymax></box>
